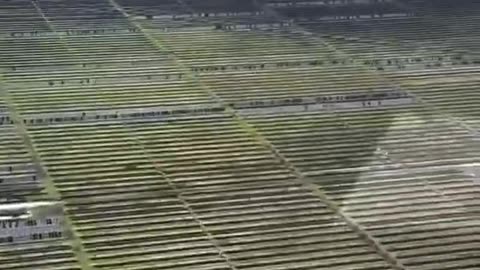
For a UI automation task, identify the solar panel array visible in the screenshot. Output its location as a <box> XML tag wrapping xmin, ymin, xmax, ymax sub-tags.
<box><xmin>0</xmin><ymin>0</ymin><xmax>479</xmax><ymax>270</ymax></box>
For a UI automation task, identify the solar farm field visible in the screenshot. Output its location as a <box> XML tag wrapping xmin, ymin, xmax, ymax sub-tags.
<box><xmin>0</xmin><ymin>0</ymin><xmax>479</xmax><ymax>270</ymax></box>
